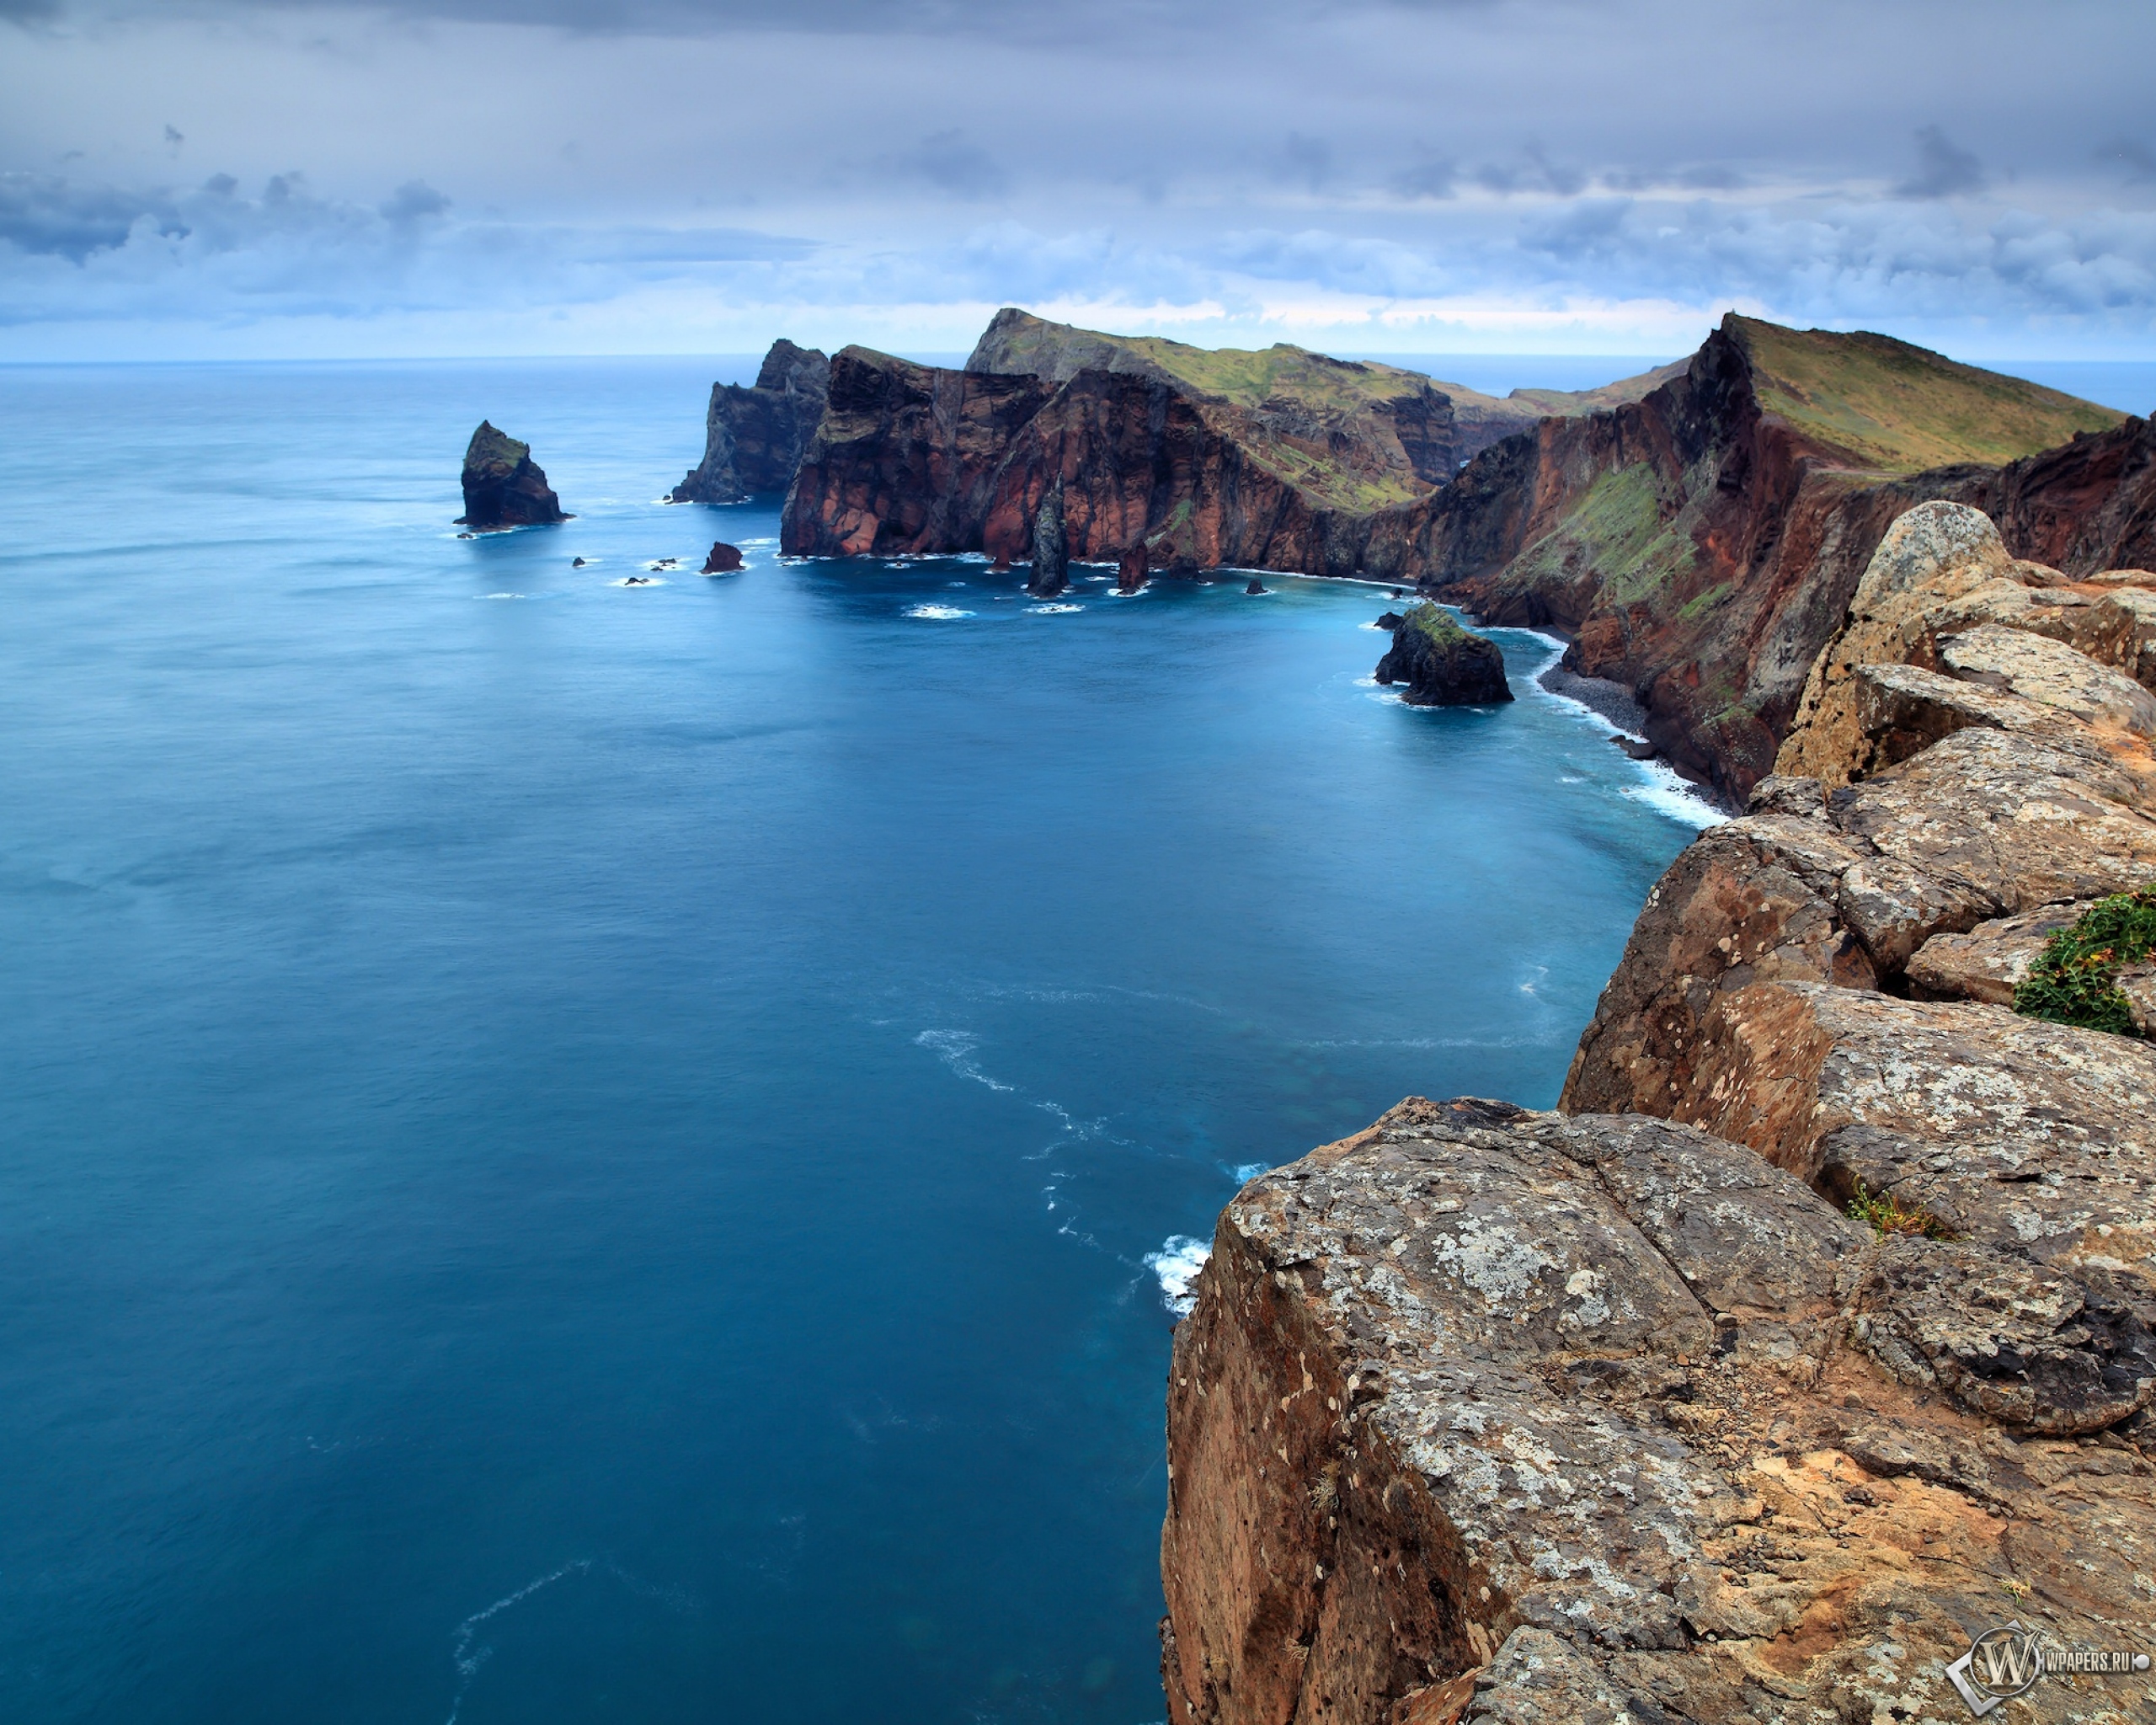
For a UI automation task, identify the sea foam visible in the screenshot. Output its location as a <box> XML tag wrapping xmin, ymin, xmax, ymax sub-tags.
<box><xmin>906</xmin><ymin>604</ymin><xmax>974</xmax><ymax>620</ymax></box>
<box><xmin>1145</xmin><ymin>1236</ymin><xmax>1211</xmax><ymax>1316</ymax></box>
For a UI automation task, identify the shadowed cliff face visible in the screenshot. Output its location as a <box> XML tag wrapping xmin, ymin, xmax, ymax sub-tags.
<box><xmin>671</xmin><ymin>339</ymin><xmax>830</xmax><ymax>503</ymax></box>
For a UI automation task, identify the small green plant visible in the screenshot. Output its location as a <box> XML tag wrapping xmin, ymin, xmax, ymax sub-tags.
<box><xmin>1847</xmin><ymin>1179</ymin><xmax>1955</xmax><ymax>1241</ymax></box>
<box><xmin>2012</xmin><ymin>886</ymin><xmax>2156</xmax><ymax>1037</ymax></box>
<box><xmin>1405</xmin><ymin>601</ymin><xmax>1469</xmax><ymax>644</ymax></box>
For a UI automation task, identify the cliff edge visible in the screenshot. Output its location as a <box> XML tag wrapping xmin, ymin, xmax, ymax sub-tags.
<box><xmin>1162</xmin><ymin>505</ymin><xmax>2156</xmax><ymax>1724</ymax></box>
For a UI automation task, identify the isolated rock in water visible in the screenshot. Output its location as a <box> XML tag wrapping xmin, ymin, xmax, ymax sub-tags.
<box><xmin>1117</xmin><ymin>544</ymin><xmax>1147</xmax><ymax>593</ymax></box>
<box><xmin>1244</xmin><ymin>577</ymin><xmax>1267</xmax><ymax>595</ymax></box>
<box><xmin>671</xmin><ymin>339</ymin><xmax>830</xmax><ymax>503</ymax></box>
<box><xmin>1373</xmin><ymin>601</ymin><xmax>1511</xmax><ymax>704</ymax></box>
<box><xmin>1027</xmin><ymin>478</ymin><xmax>1068</xmax><ymax>599</ymax></box>
<box><xmin>702</xmin><ymin>541</ymin><xmax>744</xmax><ymax>574</ymax></box>
<box><xmin>1375</xmin><ymin>611</ymin><xmax>1403</xmax><ymax>631</ymax></box>
<box><xmin>457</xmin><ymin>422</ymin><xmax>568</xmax><ymax>530</ymax></box>
<box><xmin>571</xmin><ymin>556</ymin><xmax>586</xmax><ymax>567</ymax></box>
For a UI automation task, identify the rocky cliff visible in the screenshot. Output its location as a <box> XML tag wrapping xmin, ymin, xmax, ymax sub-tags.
<box><xmin>778</xmin><ymin>311</ymin><xmax>2136</xmax><ymax>806</ymax></box>
<box><xmin>779</xmin><ymin>313</ymin><xmax>1700</xmax><ymax>576</ymax></box>
<box><xmin>1161</xmin><ymin>505</ymin><xmax>2156</xmax><ymax>1724</ymax></box>
<box><xmin>671</xmin><ymin>339</ymin><xmax>830</xmax><ymax>503</ymax></box>
<box><xmin>1380</xmin><ymin>317</ymin><xmax>2131</xmax><ymax>803</ymax></box>
<box><xmin>457</xmin><ymin>422</ymin><xmax>568</xmax><ymax>530</ymax></box>
<box><xmin>778</xmin><ymin>343</ymin><xmax>1417</xmax><ymax>571</ymax></box>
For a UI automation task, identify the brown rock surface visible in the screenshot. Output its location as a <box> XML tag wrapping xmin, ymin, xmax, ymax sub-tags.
<box><xmin>1904</xmin><ymin>903</ymin><xmax>2084</xmax><ymax>1003</ymax></box>
<box><xmin>1161</xmin><ymin>1097</ymin><xmax>2156</xmax><ymax>1725</ymax></box>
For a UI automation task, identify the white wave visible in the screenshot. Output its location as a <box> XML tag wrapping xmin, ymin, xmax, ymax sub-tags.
<box><xmin>947</xmin><ymin>580</ymin><xmax>969</xmax><ymax>588</ymax></box>
<box><xmin>1230</xmin><ymin>1162</ymin><xmax>1268</xmax><ymax>1183</ymax></box>
<box><xmin>915</xmin><ymin>1028</ymin><xmax>1013</xmax><ymax>1092</ymax></box>
<box><xmin>1025</xmin><ymin>603</ymin><xmax>1083</xmax><ymax>614</ymax></box>
<box><xmin>1358</xmin><ymin>620</ymin><xmax>1387</xmax><ymax>630</ymax></box>
<box><xmin>1558</xmin><ymin>773</ymin><xmax>1585</xmax><ymax>783</ymax></box>
<box><xmin>1145</xmin><ymin>1236</ymin><xmax>1211</xmax><ymax>1316</ymax></box>
<box><xmin>446</xmin><ymin>1561</ymin><xmax>593</xmax><ymax>1725</ymax></box>
<box><xmin>1366</xmin><ymin>689</ymin><xmax>1406</xmax><ymax>706</ymax></box>
<box><xmin>483</xmin><ymin>592</ymin><xmax>524</xmax><ymax>600</ymax></box>
<box><xmin>1352</xmin><ymin>676</ymin><xmax>1380</xmax><ymax>687</ymax></box>
<box><xmin>612</xmin><ymin>576</ymin><xmax>666</xmax><ymax>587</ymax></box>
<box><xmin>1620</xmin><ymin>761</ymin><xmax>1728</xmax><ymax>829</ymax></box>
<box><xmin>906</xmin><ymin>604</ymin><xmax>974</xmax><ymax>619</ymax></box>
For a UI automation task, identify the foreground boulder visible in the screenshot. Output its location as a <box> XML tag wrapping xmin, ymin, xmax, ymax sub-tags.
<box><xmin>671</xmin><ymin>339</ymin><xmax>830</xmax><ymax>503</ymax></box>
<box><xmin>1162</xmin><ymin>1097</ymin><xmax>2156</xmax><ymax>1724</ymax></box>
<box><xmin>456</xmin><ymin>422</ymin><xmax>568</xmax><ymax>530</ymax></box>
<box><xmin>1374</xmin><ymin>604</ymin><xmax>1512</xmax><ymax>705</ymax></box>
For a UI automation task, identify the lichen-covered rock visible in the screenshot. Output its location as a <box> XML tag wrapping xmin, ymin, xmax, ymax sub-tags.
<box><xmin>1904</xmin><ymin>903</ymin><xmax>2086</xmax><ymax>1003</ymax></box>
<box><xmin>1940</xmin><ymin>622</ymin><xmax>2156</xmax><ymax>739</ymax></box>
<box><xmin>1373</xmin><ymin>605</ymin><xmax>1512</xmax><ymax>706</ymax></box>
<box><xmin>456</xmin><ymin>421</ymin><xmax>568</xmax><ymax>530</ymax></box>
<box><xmin>1673</xmin><ymin>980</ymin><xmax>2156</xmax><ymax>1277</ymax></box>
<box><xmin>1161</xmin><ymin>1097</ymin><xmax>2156</xmax><ymax>1725</ymax></box>
<box><xmin>1562</xmin><ymin>721</ymin><xmax>2156</xmax><ymax>1114</ymax></box>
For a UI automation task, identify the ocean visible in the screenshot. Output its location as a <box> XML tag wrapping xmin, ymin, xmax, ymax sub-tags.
<box><xmin>0</xmin><ymin>358</ymin><xmax>1709</xmax><ymax>1723</ymax></box>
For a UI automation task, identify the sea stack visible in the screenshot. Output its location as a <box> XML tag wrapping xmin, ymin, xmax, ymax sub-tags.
<box><xmin>1027</xmin><ymin>478</ymin><xmax>1069</xmax><ymax>599</ymax></box>
<box><xmin>1374</xmin><ymin>602</ymin><xmax>1513</xmax><ymax>705</ymax></box>
<box><xmin>702</xmin><ymin>542</ymin><xmax>744</xmax><ymax>574</ymax></box>
<box><xmin>457</xmin><ymin>422</ymin><xmax>568</xmax><ymax>531</ymax></box>
<box><xmin>671</xmin><ymin>339</ymin><xmax>831</xmax><ymax>504</ymax></box>
<box><xmin>1117</xmin><ymin>545</ymin><xmax>1147</xmax><ymax>594</ymax></box>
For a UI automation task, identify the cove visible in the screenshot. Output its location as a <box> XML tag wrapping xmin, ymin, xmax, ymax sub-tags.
<box><xmin>0</xmin><ymin>359</ymin><xmax>1704</xmax><ymax>1725</ymax></box>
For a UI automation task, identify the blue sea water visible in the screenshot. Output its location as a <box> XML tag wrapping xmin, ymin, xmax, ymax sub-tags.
<box><xmin>0</xmin><ymin>358</ymin><xmax>1706</xmax><ymax>1724</ymax></box>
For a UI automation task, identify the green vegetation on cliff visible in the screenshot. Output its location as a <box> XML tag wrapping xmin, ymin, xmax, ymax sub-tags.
<box><xmin>2014</xmin><ymin>885</ymin><xmax>2156</xmax><ymax>1036</ymax></box>
<box><xmin>1404</xmin><ymin>601</ymin><xmax>1469</xmax><ymax>644</ymax></box>
<box><xmin>1728</xmin><ymin>315</ymin><xmax>2125</xmax><ymax>474</ymax></box>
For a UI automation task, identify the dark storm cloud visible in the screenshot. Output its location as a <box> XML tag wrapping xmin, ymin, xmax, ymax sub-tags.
<box><xmin>7</xmin><ymin>0</ymin><xmax>2156</xmax><ymax>352</ymax></box>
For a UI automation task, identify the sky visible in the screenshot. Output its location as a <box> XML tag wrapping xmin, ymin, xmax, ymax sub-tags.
<box><xmin>3</xmin><ymin>0</ymin><xmax>2154</xmax><ymax>362</ymax></box>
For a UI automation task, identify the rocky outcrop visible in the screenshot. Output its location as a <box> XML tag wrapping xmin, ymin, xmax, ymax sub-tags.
<box><xmin>457</xmin><ymin>422</ymin><xmax>568</xmax><ymax>530</ymax></box>
<box><xmin>1028</xmin><ymin>478</ymin><xmax>1069</xmax><ymax>598</ymax></box>
<box><xmin>1119</xmin><ymin>545</ymin><xmax>1150</xmax><ymax>594</ymax></box>
<box><xmin>1163</xmin><ymin>1097</ymin><xmax>2156</xmax><ymax>1725</ymax></box>
<box><xmin>1373</xmin><ymin>605</ymin><xmax>1512</xmax><ymax>706</ymax></box>
<box><xmin>1163</xmin><ymin>499</ymin><xmax>2156</xmax><ymax>1725</ymax></box>
<box><xmin>701</xmin><ymin>541</ymin><xmax>744</xmax><ymax>574</ymax></box>
<box><xmin>671</xmin><ymin>339</ymin><xmax>830</xmax><ymax>503</ymax></box>
<box><xmin>782</xmin><ymin>312</ymin><xmax>2136</xmax><ymax>807</ymax></box>
<box><xmin>1374</xmin><ymin>319</ymin><xmax>2128</xmax><ymax>803</ymax></box>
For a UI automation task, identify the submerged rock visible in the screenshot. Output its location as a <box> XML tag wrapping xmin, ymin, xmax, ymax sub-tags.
<box><xmin>701</xmin><ymin>541</ymin><xmax>744</xmax><ymax>574</ymax></box>
<box><xmin>1027</xmin><ymin>478</ymin><xmax>1068</xmax><ymax>599</ymax></box>
<box><xmin>1373</xmin><ymin>602</ymin><xmax>1512</xmax><ymax>705</ymax></box>
<box><xmin>457</xmin><ymin>422</ymin><xmax>568</xmax><ymax>531</ymax></box>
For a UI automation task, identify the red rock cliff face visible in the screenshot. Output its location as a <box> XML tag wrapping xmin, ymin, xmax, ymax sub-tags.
<box><xmin>781</xmin><ymin>347</ymin><xmax>1401</xmax><ymax>575</ymax></box>
<box><xmin>1360</xmin><ymin>329</ymin><xmax>1979</xmax><ymax>800</ymax></box>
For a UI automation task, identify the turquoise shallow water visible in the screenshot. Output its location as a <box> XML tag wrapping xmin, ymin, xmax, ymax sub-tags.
<box><xmin>0</xmin><ymin>359</ymin><xmax>1704</xmax><ymax>1724</ymax></box>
